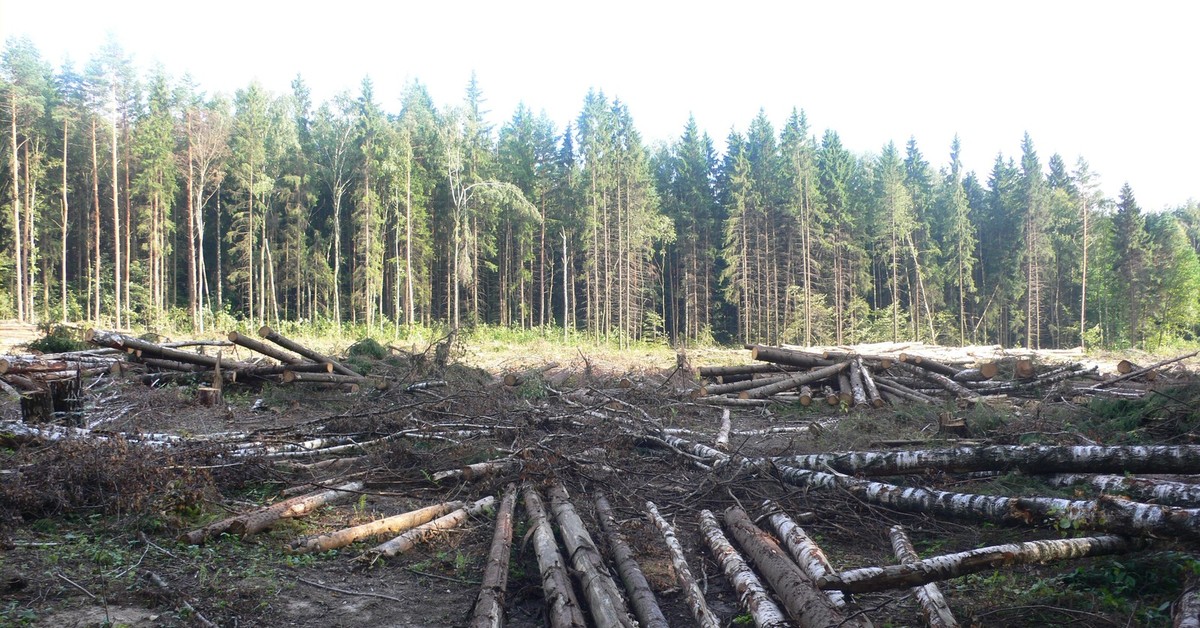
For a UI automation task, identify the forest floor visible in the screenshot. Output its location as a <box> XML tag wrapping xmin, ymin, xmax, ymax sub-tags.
<box><xmin>1</xmin><ymin>337</ymin><xmax>1198</xmax><ymax>627</ymax></box>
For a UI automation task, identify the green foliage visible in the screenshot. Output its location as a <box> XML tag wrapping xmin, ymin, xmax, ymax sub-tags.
<box><xmin>27</xmin><ymin>324</ymin><xmax>88</xmax><ymax>353</ymax></box>
<box><xmin>1060</xmin><ymin>552</ymin><xmax>1200</xmax><ymax>624</ymax></box>
<box><xmin>347</xmin><ymin>337</ymin><xmax>388</xmax><ymax>360</ymax></box>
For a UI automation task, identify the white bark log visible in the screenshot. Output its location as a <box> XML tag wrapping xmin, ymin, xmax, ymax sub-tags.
<box><xmin>889</xmin><ymin>526</ymin><xmax>958</xmax><ymax>627</ymax></box>
<box><xmin>644</xmin><ymin>501</ymin><xmax>721</xmax><ymax>628</ymax></box>
<box><xmin>698</xmin><ymin>509</ymin><xmax>790</xmax><ymax>628</ymax></box>
<box><xmin>546</xmin><ymin>483</ymin><xmax>636</xmax><ymax>628</ymax></box>
<box><xmin>759</xmin><ymin>501</ymin><xmax>845</xmax><ymax>608</ymax></box>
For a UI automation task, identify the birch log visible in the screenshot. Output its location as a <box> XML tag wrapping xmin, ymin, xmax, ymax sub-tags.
<box><xmin>595</xmin><ymin>494</ymin><xmax>670</xmax><ymax>628</ymax></box>
<box><xmin>849</xmin><ymin>360</ymin><xmax>869</xmax><ymax>409</ymax></box>
<box><xmin>1044</xmin><ymin>474</ymin><xmax>1200</xmax><ymax>508</ymax></box>
<box><xmin>715</xmin><ymin>409</ymin><xmax>732</xmax><ymax>451</ymax></box>
<box><xmin>1177</xmin><ymin>576</ymin><xmax>1200</xmax><ymax>628</ymax></box>
<box><xmin>721</xmin><ymin>506</ymin><xmax>862</xmax><ymax>628</ymax></box>
<box><xmin>888</xmin><ymin>526</ymin><xmax>957</xmax><ymax>627</ymax></box>
<box><xmin>469</xmin><ymin>485</ymin><xmax>517</xmax><ymax>628</ymax></box>
<box><xmin>857</xmin><ymin>357</ymin><xmax>885</xmax><ymax>408</ymax></box>
<box><xmin>523</xmin><ymin>487</ymin><xmax>587</xmax><ymax>628</ymax></box>
<box><xmin>699</xmin><ymin>509</ymin><xmax>790</xmax><ymax>628</ymax></box>
<box><xmin>644</xmin><ymin>501</ymin><xmax>721</xmax><ymax>628</ymax></box>
<box><xmin>364</xmin><ymin>496</ymin><xmax>495</xmax><ymax>560</ymax></box>
<box><xmin>759</xmin><ymin>501</ymin><xmax>845</xmax><ymax>608</ymax></box>
<box><xmin>288</xmin><ymin>501</ymin><xmax>462</xmax><ymax>554</ymax></box>
<box><xmin>227</xmin><ymin>331</ymin><xmax>305</xmax><ymax>365</ymax></box>
<box><xmin>230</xmin><ymin>481</ymin><xmax>365</xmax><ymax>536</ymax></box>
<box><xmin>546</xmin><ymin>483</ymin><xmax>636</xmax><ymax>628</ymax></box>
<box><xmin>821</xmin><ymin>534</ymin><xmax>1145</xmax><ymax>593</ymax></box>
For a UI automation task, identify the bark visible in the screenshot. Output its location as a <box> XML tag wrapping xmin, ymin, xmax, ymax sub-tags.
<box><xmin>721</xmin><ymin>506</ymin><xmax>861</xmax><ymax>628</ymax></box>
<box><xmin>821</xmin><ymin>534</ymin><xmax>1145</xmax><ymax>594</ymax></box>
<box><xmin>1014</xmin><ymin>358</ymin><xmax>1037</xmax><ymax>379</ymax></box>
<box><xmin>364</xmin><ymin>496</ymin><xmax>496</xmax><ymax>560</ymax></box>
<box><xmin>799</xmin><ymin>385</ymin><xmax>813</xmax><ymax>406</ymax></box>
<box><xmin>546</xmin><ymin>483</ymin><xmax>636</xmax><ymax>628</ymax></box>
<box><xmin>759</xmin><ymin>501</ymin><xmax>845</xmax><ymax>608</ymax></box>
<box><xmin>872</xmin><ymin>379</ymin><xmax>937</xmax><ymax>404</ymax></box>
<box><xmin>951</xmin><ymin>368</ymin><xmax>991</xmax><ymax>383</ymax></box>
<box><xmin>227</xmin><ymin>331</ymin><xmax>305</xmax><ymax>365</ymax></box>
<box><xmin>772</xmin><ymin>444</ymin><xmax>1200</xmax><ymax>477</ymax></box>
<box><xmin>595</xmin><ymin>494</ymin><xmax>670</xmax><ymax>628</ymax></box>
<box><xmin>891</xmin><ymin>362</ymin><xmax>980</xmax><ymax>400</ymax></box>
<box><xmin>523</xmin><ymin>486</ymin><xmax>587</xmax><ymax>628</ymax></box>
<box><xmin>181</xmin><ymin>481</ymin><xmax>364</xmax><ymax>544</ymax></box>
<box><xmin>230</xmin><ymin>481</ymin><xmax>365</xmax><ymax>537</ymax></box>
<box><xmin>888</xmin><ymin>526</ymin><xmax>957</xmax><ymax>627</ymax></box>
<box><xmin>857</xmin><ymin>357</ymin><xmax>885</xmax><ymax>408</ymax></box>
<box><xmin>432</xmin><ymin>459</ymin><xmax>521</xmax><ymax>483</ymax></box>
<box><xmin>288</xmin><ymin>501</ymin><xmax>462</xmax><ymax>554</ymax></box>
<box><xmin>469</xmin><ymin>485</ymin><xmax>517</xmax><ymax>628</ymax></box>
<box><xmin>259</xmin><ymin>325</ymin><xmax>358</xmax><ymax>377</ymax></box>
<box><xmin>837</xmin><ymin>372</ymin><xmax>853</xmax><ymax>406</ymax></box>
<box><xmin>280</xmin><ymin>371</ymin><xmax>384</xmax><ymax>389</ymax></box>
<box><xmin>741</xmin><ymin>361</ymin><xmax>850</xmax><ymax>400</ymax></box>
<box><xmin>968</xmin><ymin>365</ymin><xmax>1092</xmax><ymax>395</ymax></box>
<box><xmin>698</xmin><ymin>509</ymin><xmax>789</xmax><ymax>628</ymax></box>
<box><xmin>898</xmin><ymin>353</ymin><xmax>962</xmax><ymax>378</ymax></box>
<box><xmin>644</xmin><ymin>501</ymin><xmax>721</xmax><ymax>628</ymax></box>
<box><xmin>1044</xmin><ymin>474</ymin><xmax>1200</xmax><ymax>508</ymax></box>
<box><xmin>701</xmin><ymin>374</ymin><xmax>789</xmax><ymax>397</ymax></box>
<box><xmin>699</xmin><ymin>396</ymin><xmax>773</xmax><ymax>408</ymax></box>
<box><xmin>699</xmin><ymin>362</ymin><xmax>799</xmax><ymax>378</ymax></box>
<box><xmin>87</xmin><ymin>330</ymin><xmax>254</xmax><ymax>370</ymax></box>
<box><xmin>849</xmin><ymin>360</ymin><xmax>869</xmax><ymax>409</ymax></box>
<box><xmin>1177</xmin><ymin>576</ymin><xmax>1200</xmax><ymax>628</ymax></box>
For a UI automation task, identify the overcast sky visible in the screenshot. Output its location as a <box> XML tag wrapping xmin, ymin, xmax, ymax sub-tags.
<box><xmin>2</xmin><ymin>0</ymin><xmax>1196</xmax><ymax>209</ymax></box>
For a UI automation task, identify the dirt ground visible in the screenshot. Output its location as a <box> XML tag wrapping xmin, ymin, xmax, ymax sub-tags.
<box><xmin>1</xmin><ymin>344</ymin><xmax>1197</xmax><ymax>627</ymax></box>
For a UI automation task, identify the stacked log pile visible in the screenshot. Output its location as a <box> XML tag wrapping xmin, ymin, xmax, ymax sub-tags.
<box><xmin>697</xmin><ymin>344</ymin><xmax>1197</xmax><ymax>407</ymax></box>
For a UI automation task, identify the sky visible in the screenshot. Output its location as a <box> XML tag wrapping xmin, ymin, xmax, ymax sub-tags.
<box><xmin>1</xmin><ymin>0</ymin><xmax>1196</xmax><ymax>210</ymax></box>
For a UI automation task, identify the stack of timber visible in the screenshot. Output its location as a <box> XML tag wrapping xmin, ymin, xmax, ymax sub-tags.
<box><xmin>696</xmin><ymin>344</ymin><xmax>1197</xmax><ymax>407</ymax></box>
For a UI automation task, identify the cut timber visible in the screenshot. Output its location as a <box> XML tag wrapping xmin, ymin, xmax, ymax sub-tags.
<box><xmin>230</xmin><ymin>481</ymin><xmax>364</xmax><ymax>537</ymax></box>
<box><xmin>889</xmin><ymin>526</ymin><xmax>957</xmax><ymax>627</ymax></box>
<box><xmin>892</xmin><ymin>362</ymin><xmax>980</xmax><ymax>400</ymax></box>
<box><xmin>546</xmin><ymin>483</ymin><xmax>636</xmax><ymax>628</ymax></box>
<box><xmin>288</xmin><ymin>501</ymin><xmax>462</xmax><ymax>554</ymax></box>
<box><xmin>258</xmin><ymin>325</ymin><xmax>358</xmax><ymax>377</ymax></box>
<box><xmin>701</xmin><ymin>375</ymin><xmax>789</xmax><ymax>397</ymax></box>
<box><xmin>432</xmin><ymin>459</ymin><xmax>521</xmax><ymax>483</ymax></box>
<box><xmin>523</xmin><ymin>487</ymin><xmax>587</xmax><ymax>628</ymax></box>
<box><xmin>86</xmin><ymin>329</ymin><xmax>253</xmax><ymax>370</ymax></box>
<box><xmin>1177</xmin><ymin>576</ymin><xmax>1200</xmax><ymax>628</ymax></box>
<box><xmin>1014</xmin><ymin>359</ymin><xmax>1037</xmax><ymax>379</ymax></box>
<box><xmin>857</xmin><ymin>357</ymin><xmax>885</xmax><ymax>408</ymax></box>
<box><xmin>740</xmin><ymin>361</ymin><xmax>850</xmax><ymax>400</ymax></box>
<box><xmin>837</xmin><ymin>372</ymin><xmax>853</xmax><ymax>406</ymax></box>
<box><xmin>721</xmin><ymin>506</ymin><xmax>862</xmax><ymax>628</ymax></box>
<box><xmin>181</xmin><ymin>481</ymin><xmax>364</xmax><ymax>544</ymax></box>
<box><xmin>820</xmin><ymin>534</ymin><xmax>1145</xmax><ymax>594</ymax></box>
<box><xmin>772</xmin><ymin>444</ymin><xmax>1200</xmax><ymax>477</ymax></box>
<box><xmin>823</xmin><ymin>385</ymin><xmax>839</xmax><ymax>406</ymax></box>
<box><xmin>699</xmin><ymin>363</ymin><xmax>799</xmax><ymax>378</ymax></box>
<box><xmin>281</xmin><ymin>370</ymin><xmax>386</xmax><ymax>390</ymax></box>
<box><xmin>759</xmin><ymin>501</ymin><xmax>845</xmax><ymax>608</ymax></box>
<box><xmin>751</xmin><ymin>345</ymin><xmax>836</xmax><ymax>368</ymax></box>
<box><xmin>1115</xmin><ymin>359</ymin><xmax>1158</xmax><ymax>381</ymax></box>
<box><xmin>873</xmin><ymin>379</ymin><xmax>938</xmax><ymax>404</ymax></box>
<box><xmin>469</xmin><ymin>485</ymin><xmax>517</xmax><ymax>628</ymax></box>
<box><xmin>644</xmin><ymin>501</ymin><xmax>721</xmax><ymax>628</ymax></box>
<box><xmin>699</xmin><ymin>509</ymin><xmax>790</xmax><ymax>628</ymax></box>
<box><xmin>799</xmin><ymin>385</ymin><xmax>813</xmax><ymax>406</ymax></box>
<box><xmin>714</xmin><ymin>409</ymin><xmax>732</xmax><ymax>451</ymax></box>
<box><xmin>595</xmin><ymin>494</ymin><xmax>669</xmax><ymax>628</ymax></box>
<box><xmin>1044</xmin><ymin>474</ymin><xmax>1200</xmax><ymax>508</ymax></box>
<box><xmin>899</xmin><ymin>353</ymin><xmax>962</xmax><ymax>378</ymax></box>
<box><xmin>979</xmin><ymin>361</ymin><xmax>1000</xmax><ymax>379</ymax></box>
<box><xmin>951</xmin><ymin>368</ymin><xmax>991</xmax><ymax>383</ymax></box>
<box><xmin>848</xmin><ymin>361</ymin><xmax>869</xmax><ymax>409</ymax></box>
<box><xmin>502</xmin><ymin>362</ymin><xmax>559</xmax><ymax>387</ymax></box>
<box><xmin>227</xmin><ymin>330</ymin><xmax>304</xmax><ymax>364</ymax></box>
<box><xmin>364</xmin><ymin>496</ymin><xmax>495</xmax><ymax>560</ymax></box>
<box><xmin>1091</xmin><ymin>351</ymin><xmax>1198</xmax><ymax>390</ymax></box>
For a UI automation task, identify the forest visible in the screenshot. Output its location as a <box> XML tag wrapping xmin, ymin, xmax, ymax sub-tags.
<box><xmin>4</xmin><ymin>35</ymin><xmax>1200</xmax><ymax>350</ymax></box>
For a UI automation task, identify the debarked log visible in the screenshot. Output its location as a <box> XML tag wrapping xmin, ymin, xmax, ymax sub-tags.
<box><xmin>181</xmin><ymin>481</ymin><xmax>364</xmax><ymax>544</ymax></box>
<box><xmin>820</xmin><ymin>534</ymin><xmax>1146</xmax><ymax>594</ymax></box>
<box><xmin>699</xmin><ymin>509</ymin><xmax>789</xmax><ymax>628</ymax></box>
<box><xmin>363</xmin><ymin>496</ymin><xmax>496</xmax><ymax>560</ymax></box>
<box><xmin>772</xmin><ymin>444</ymin><xmax>1200</xmax><ymax>477</ymax></box>
<box><xmin>288</xmin><ymin>500</ymin><xmax>463</xmax><ymax>554</ymax></box>
<box><xmin>258</xmin><ymin>325</ymin><xmax>358</xmax><ymax>377</ymax></box>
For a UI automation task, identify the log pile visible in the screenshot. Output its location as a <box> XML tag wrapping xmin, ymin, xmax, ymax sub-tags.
<box><xmin>696</xmin><ymin>344</ymin><xmax>1197</xmax><ymax>407</ymax></box>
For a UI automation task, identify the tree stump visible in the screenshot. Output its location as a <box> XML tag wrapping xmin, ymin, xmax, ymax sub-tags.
<box><xmin>196</xmin><ymin>387</ymin><xmax>222</xmax><ymax>407</ymax></box>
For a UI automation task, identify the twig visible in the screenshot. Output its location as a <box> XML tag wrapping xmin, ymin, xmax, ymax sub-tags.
<box><xmin>296</xmin><ymin>576</ymin><xmax>408</xmax><ymax>602</ymax></box>
<box><xmin>55</xmin><ymin>572</ymin><xmax>96</xmax><ymax>599</ymax></box>
<box><xmin>404</xmin><ymin>567</ymin><xmax>481</xmax><ymax>585</ymax></box>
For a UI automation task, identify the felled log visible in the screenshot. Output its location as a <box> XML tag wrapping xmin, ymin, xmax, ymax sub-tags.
<box><xmin>433</xmin><ymin>459</ymin><xmax>521</xmax><ymax>483</ymax></box>
<box><xmin>1044</xmin><ymin>474</ymin><xmax>1200</xmax><ymax>508</ymax></box>
<box><xmin>889</xmin><ymin>526</ymin><xmax>957</xmax><ymax>627</ymax></box>
<box><xmin>699</xmin><ymin>362</ymin><xmax>799</xmax><ymax>378</ymax></box>
<box><xmin>230</xmin><ymin>481</ymin><xmax>364</xmax><ymax>536</ymax></box>
<box><xmin>951</xmin><ymin>368</ymin><xmax>991</xmax><ymax>383</ymax></box>
<box><xmin>1093</xmin><ymin>351</ymin><xmax>1199</xmax><ymax>390</ymax></box>
<box><xmin>799</xmin><ymin>385</ymin><xmax>813</xmax><ymax>406</ymax></box>
<box><xmin>872</xmin><ymin>379</ymin><xmax>938</xmax><ymax>404</ymax></box>
<box><xmin>820</xmin><ymin>534</ymin><xmax>1145</xmax><ymax>594</ymax></box>
<box><xmin>848</xmin><ymin>361</ymin><xmax>869</xmax><ymax>409</ymax></box>
<box><xmin>968</xmin><ymin>365</ymin><xmax>1093</xmax><ymax>396</ymax></box>
<box><xmin>699</xmin><ymin>509</ymin><xmax>789</xmax><ymax>628</ymax></box>
<box><xmin>86</xmin><ymin>329</ymin><xmax>253</xmax><ymax>370</ymax></box>
<box><xmin>595</xmin><ymin>494</ymin><xmax>669</xmax><ymax>628</ymax></box>
<box><xmin>469</xmin><ymin>485</ymin><xmax>517</xmax><ymax>628</ymax></box>
<box><xmin>523</xmin><ymin>487</ymin><xmax>587</xmax><ymax>628</ymax></box>
<box><xmin>227</xmin><ymin>330</ymin><xmax>305</xmax><ymax>365</ymax></box>
<box><xmin>1014</xmin><ymin>358</ymin><xmax>1037</xmax><ymax>379</ymax></box>
<box><xmin>281</xmin><ymin>370</ymin><xmax>388</xmax><ymax>390</ymax></box>
<box><xmin>891</xmin><ymin>362</ymin><xmax>979</xmax><ymax>400</ymax></box>
<box><xmin>899</xmin><ymin>353</ymin><xmax>962</xmax><ymax>378</ymax></box>
<box><xmin>644</xmin><ymin>501</ymin><xmax>720</xmax><ymax>628</ymax></box>
<box><xmin>823</xmin><ymin>385</ymin><xmax>839</xmax><ymax>406</ymax></box>
<box><xmin>258</xmin><ymin>325</ymin><xmax>358</xmax><ymax>377</ymax></box>
<box><xmin>759</xmin><ymin>501</ymin><xmax>845</xmax><ymax>608</ymax></box>
<box><xmin>234</xmin><ymin>362</ymin><xmax>333</xmax><ymax>378</ymax></box>
<box><xmin>182</xmin><ymin>481</ymin><xmax>364</xmax><ymax>544</ymax></box>
<box><xmin>714</xmin><ymin>409</ymin><xmax>732</xmax><ymax>451</ymax></box>
<box><xmin>701</xmin><ymin>375</ymin><xmax>789</xmax><ymax>397</ymax></box>
<box><xmin>698</xmin><ymin>396</ymin><xmax>773</xmax><ymax>408</ymax></box>
<box><xmin>740</xmin><ymin>361</ymin><xmax>850</xmax><ymax>400</ymax></box>
<box><xmin>546</xmin><ymin>483</ymin><xmax>636</xmax><ymax>628</ymax></box>
<box><xmin>288</xmin><ymin>501</ymin><xmax>462</xmax><ymax>554</ymax></box>
<box><xmin>721</xmin><ymin>506</ymin><xmax>862</xmax><ymax>628</ymax></box>
<box><xmin>502</xmin><ymin>362</ymin><xmax>560</xmax><ymax>387</ymax></box>
<box><xmin>751</xmin><ymin>345</ymin><xmax>836</xmax><ymax>369</ymax></box>
<box><xmin>836</xmin><ymin>372</ymin><xmax>853</xmax><ymax>406</ymax></box>
<box><xmin>772</xmin><ymin>444</ymin><xmax>1200</xmax><ymax>477</ymax></box>
<box><xmin>364</xmin><ymin>496</ymin><xmax>495</xmax><ymax>560</ymax></box>
<box><xmin>0</xmin><ymin>356</ymin><xmax>116</xmax><ymax>374</ymax></box>
<box><xmin>857</xmin><ymin>357</ymin><xmax>885</xmax><ymax>408</ymax></box>
<box><xmin>1177</xmin><ymin>576</ymin><xmax>1200</xmax><ymax>628</ymax></box>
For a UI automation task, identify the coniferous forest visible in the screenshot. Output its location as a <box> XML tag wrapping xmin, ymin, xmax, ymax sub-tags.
<box><xmin>4</xmin><ymin>36</ymin><xmax>1200</xmax><ymax>350</ymax></box>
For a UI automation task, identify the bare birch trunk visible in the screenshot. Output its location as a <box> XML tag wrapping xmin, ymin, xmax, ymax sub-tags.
<box><xmin>594</xmin><ymin>494</ymin><xmax>669</xmax><ymax>628</ymax></box>
<box><xmin>644</xmin><ymin>501</ymin><xmax>721</xmax><ymax>628</ymax></box>
<box><xmin>1044</xmin><ymin>474</ymin><xmax>1200</xmax><ymax>508</ymax></box>
<box><xmin>888</xmin><ymin>526</ymin><xmax>957</xmax><ymax>627</ymax></box>
<box><xmin>699</xmin><ymin>509</ymin><xmax>789</xmax><ymax>628</ymax></box>
<box><xmin>546</xmin><ymin>483</ymin><xmax>636</xmax><ymax>628</ymax></box>
<box><xmin>759</xmin><ymin>501</ymin><xmax>845</xmax><ymax>608</ymax></box>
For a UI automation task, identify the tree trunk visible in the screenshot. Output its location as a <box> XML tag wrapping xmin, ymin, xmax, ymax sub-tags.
<box><xmin>288</xmin><ymin>501</ymin><xmax>461</xmax><ymax>555</ymax></box>
<box><xmin>759</xmin><ymin>501</ymin><xmax>845</xmax><ymax>608</ymax></box>
<box><xmin>594</xmin><ymin>494</ymin><xmax>670</xmax><ymax>628</ymax></box>
<box><xmin>522</xmin><ymin>486</ymin><xmax>587</xmax><ymax>628</ymax></box>
<box><xmin>644</xmin><ymin>501</ymin><xmax>720</xmax><ymax>628</ymax></box>
<box><xmin>546</xmin><ymin>483</ymin><xmax>636</xmax><ymax>628</ymax></box>
<box><xmin>721</xmin><ymin>506</ymin><xmax>860</xmax><ymax>628</ymax></box>
<box><xmin>231</xmin><ymin>481</ymin><xmax>364</xmax><ymax>537</ymax></box>
<box><xmin>1044</xmin><ymin>474</ymin><xmax>1200</xmax><ymax>508</ymax></box>
<box><xmin>741</xmin><ymin>361</ymin><xmax>849</xmax><ymax>400</ymax></box>
<box><xmin>259</xmin><ymin>325</ymin><xmax>358</xmax><ymax>376</ymax></box>
<box><xmin>364</xmin><ymin>496</ymin><xmax>495</xmax><ymax>560</ymax></box>
<box><xmin>821</xmin><ymin>534</ymin><xmax>1144</xmax><ymax>594</ymax></box>
<box><xmin>699</xmin><ymin>509</ymin><xmax>789</xmax><ymax>628</ymax></box>
<box><xmin>888</xmin><ymin>526</ymin><xmax>958</xmax><ymax>627</ymax></box>
<box><xmin>469</xmin><ymin>485</ymin><xmax>516</xmax><ymax>628</ymax></box>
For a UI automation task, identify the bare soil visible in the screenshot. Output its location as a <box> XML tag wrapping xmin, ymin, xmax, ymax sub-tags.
<box><xmin>1</xmin><ymin>346</ymin><xmax>1196</xmax><ymax>627</ymax></box>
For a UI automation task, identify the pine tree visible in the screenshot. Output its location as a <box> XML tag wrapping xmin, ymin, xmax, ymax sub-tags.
<box><xmin>1112</xmin><ymin>183</ymin><xmax>1150</xmax><ymax>346</ymax></box>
